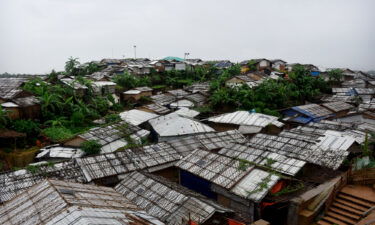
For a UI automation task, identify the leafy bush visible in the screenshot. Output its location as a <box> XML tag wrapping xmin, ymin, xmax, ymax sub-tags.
<box><xmin>11</xmin><ymin>119</ymin><xmax>40</xmax><ymax>136</ymax></box>
<box><xmin>42</xmin><ymin>127</ymin><xmax>74</xmax><ymax>142</ymax></box>
<box><xmin>81</xmin><ymin>140</ymin><xmax>101</xmax><ymax>155</ymax></box>
<box><xmin>70</xmin><ymin>111</ymin><xmax>85</xmax><ymax>127</ymax></box>
<box><xmin>105</xmin><ymin>114</ymin><xmax>121</xmax><ymax>123</ymax></box>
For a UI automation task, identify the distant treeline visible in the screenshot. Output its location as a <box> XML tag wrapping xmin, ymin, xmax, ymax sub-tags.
<box><xmin>0</xmin><ymin>72</ymin><xmax>46</xmax><ymax>78</ymax></box>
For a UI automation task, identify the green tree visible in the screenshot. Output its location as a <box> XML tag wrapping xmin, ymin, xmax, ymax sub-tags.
<box><xmin>327</xmin><ymin>69</ymin><xmax>343</xmax><ymax>84</ymax></box>
<box><xmin>65</xmin><ymin>57</ymin><xmax>80</xmax><ymax>76</ymax></box>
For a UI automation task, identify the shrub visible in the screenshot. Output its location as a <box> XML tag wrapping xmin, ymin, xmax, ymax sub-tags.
<box><xmin>42</xmin><ymin>127</ymin><xmax>74</xmax><ymax>142</ymax></box>
<box><xmin>81</xmin><ymin>140</ymin><xmax>101</xmax><ymax>155</ymax></box>
<box><xmin>105</xmin><ymin>114</ymin><xmax>121</xmax><ymax>123</ymax></box>
<box><xmin>70</xmin><ymin>111</ymin><xmax>85</xmax><ymax>127</ymax></box>
<box><xmin>11</xmin><ymin>119</ymin><xmax>40</xmax><ymax>136</ymax></box>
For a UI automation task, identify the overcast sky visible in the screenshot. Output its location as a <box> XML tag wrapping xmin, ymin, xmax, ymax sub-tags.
<box><xmin>0</xmin><ymin>0</ymin><xmax>374</xmax><ymax>74</ymax></box>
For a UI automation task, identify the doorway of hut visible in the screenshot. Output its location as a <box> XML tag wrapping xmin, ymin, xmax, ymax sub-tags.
<box><xmin>261</xmin><ymin>201</ymin><xmax>289</xmax><ymax>225</ymax></box>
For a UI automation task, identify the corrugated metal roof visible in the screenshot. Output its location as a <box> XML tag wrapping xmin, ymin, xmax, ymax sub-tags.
<box><xmin>292</xmin><ymin>104</ymin><xmax>333</xmax><ymax>120</ymax></box>
<box><xmin>0</xmin><ymin>179</ymin><xmax>164</xmax><ymax>225</ymax></box>
<box><xmin>115</xmin><ymin>171</ymin><xmax>230</xmax><ymax>224</ymax></box>
<box><xmin>1</xmin><ymin>102</ymin><xmax>18</xmax><ymax>107</ymax></box>
<box><xmin>354</xmin><ymin>88</ymin><xmax>375</xmax><ymax>95</ymax></box>
<box><xmin>219</xmin><ymin>143</ymin><xmax>306</xmax><ymax>176</ymax></box>
<box><xmin>60</xmin><ymin>78</ymin><xmax>88</xmax><ymax>90</ymax></box>
<box><xmin>231</xmin><ymin>169</ymin><xmax>279</xmax><ymax>202</ymax></box>
<box><xmin>184</xmin><ymin>93</ymin><xmax>207</xmax><ymax>105</ymax></box>
<box><xmin>150</xmin><ymin>94</ymin><xmax>176</xmax><ymax>106</ymax></box>
<box><xmin>322</xmin><ymin>101</ymin><xmax>354</xmax><ymax>112</ymax></box>
<box><xmin>0</xmin><ymin>143</ymin><xmax>180</xmax><ymax>203</ymax></box>
<box><xmin>176</xmin><ymin>149</ymin><xmax>279</xmax><ymax>202</ymax></box>
<box><xmin>0</xmin><ymin>78</ymin><xmax>28</xmax><ymax>100</ymax></box>
<box><xmin>170</xmin><ymin>99</ymin><xmax>195</xmax><ymax>109</ymax></box>
<box><xmin>12</xmin><ymin>96</ymin><xmax>40</xmax><ymax>107</ymax></box>
<box><xmin>167</xmin><ymin>130</ymin><xmax>247</xmax><ymax>157</ymax></box>
<box><xmin>208</xmin><ymin>111</ymin><xmax>283</xmax><ymax>129</ymax></box>
<box><xmin>36</xmin><ymin>145</ymin><xmax>84</xmax><ymax>159</ymax></box>
<box><xmin>140</xmin><ymin>103</ymin><xmax>171</xmax><ymax>115</ymax></box>
<box><xmin>174</xmin><ymin>107</ymin><xmax>200</xmax><ymax>118</ymax></box>
<box><xmin>78</xmin><ymin>121</ymin><xmax>142</xmax><ymax>153</ymax></box>
<box><xmin>120</xmin><ymin>109</ymin><xmax>159</xmax><ymax>126</ymax></box>
<box><xmin>167</xmin><ymin>89</ymin><xmax>189</xmax><ymax>98</ymax></box>
<box><xmin>149</xmin><ymin>113</ymin><xmax>214</xmax><ymax>137</ymax></box>
<box><xmin>248</xmin><ymin>130</ymin><xmax>354</xmax><ymax>170</ymax></box>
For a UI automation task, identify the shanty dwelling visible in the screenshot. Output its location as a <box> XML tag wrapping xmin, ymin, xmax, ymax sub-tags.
<box><xmin>359</xmin><ymin>100</ymin><xmax>375</xmax><ymax>112</ymax></box>
<box><xmin>340</xmin><ymin>68</ymin><xmax>358</xmax><ymax>81</ymax></box>
<box><xmin>282</xmin><ymin>104</ymin><xmax>335</xmax><ymax>125</ymax></box>
<box><xmin>74</xmin><ymin>142</ymin><xmax>181</xmax><ymax>186</ymax></box>
<box><xmin>115</xmin><ymin>171</ymin><xmax>234</xmax><ymax>225</ymax></box>
<box><xmin>137</xmin><ymin>103</ymin><xmax>171</xmax><ymax>115</ymax></box>
<box><xmin>213</xmin><ymin>60</ymin><xmax>233</xmax><ymax>70</ymax></box>
<box><xmin>184</xmin><ymin>82</ymin><xmax>210</xmax><ymax>95</ymax></box>
<box><xmin>149</xmin><ymin>60</ymin><xmax>166</xmax><ymax>72</ymax></box>
<box><xmin>184</xmin><ymin>93</ymin><xmax>207</xmax><ymax>106</ymax></box>
<box><xmin>206</xmin><ymin>111</ymin><xmax>284</xmax><ymax>136</ymax></box>
<box><xmin>1</xmin><ymin>102</ymin><xmax>20</xmax><ymax>119</ymax></box>
<box><xmin>0</xmin><ymin>77</ymin><xmax>31</xmax><ymax>103</ymax></box>
<box><xmin>334</xmin><ymin>113</ymin><xmax>375</xmax><ymax>127</ymax></box>
<box><xmin>320</xmin><ymin>94</ymin><xmax>357</xmax><ymax>104</ymax></box>
<box><xmin>64</xmin><ymin>121</ymin><xmax>150</xmax><ymax>153</ymax></box>
<box><xmin>123</xmin><ymin>86</ymin><xmax>153</xmax><ymax>101</ymax></box>
<box><xmin>0</xmin><ymin>142</ymin><xmax>181</xmax><ymax>202</ymax></box>
<box><xmin>0</xmin><ymin>179</ymin><xmax>164</xmax><ymax>225</ymax></box>
<box><xmin>119</xmin><ymin>109</ymin><xmax>159</xmax><ymax>127</ymax></box>
<box><xmin>36</xmin><ymin>144</ymin><xmax>84</xmax><ymax>161</ymax></box>
<box><xmin>174</xmin><ymin>107</ymin><xmax>200</xmax><ymax>118</ymax></box>
<box><xmin>154</xmin><ymin>57</ymin><xmax>186</xmax><ymax>71</ymax></box>
<box><xmin>175</xmin><ymin>149</ymin><xmax>282</xmax><ymax>223</ymax></box>
<box><xmin>100</xmin><ymin>58</ymin><xmax>123</xmax><ymax>66</ymax></box>
<box><xmin>271</xmin><ymin>59</ymin><xmax>287</xmax><ymax>71</ymax></box>
<box><xmin>342</xmin><ymin>78</ymin><xmax>367</xmax><ymax>88</ymax></box>
<box><xmin>92</xmin><ymin>81</ymin><xmax>116</xmax><ymax>96</ymax></box>
<box><xmin>173</xmin><ymin>61</ymin><xmax>187</xmax><ymax>71</ymax></box>
<box><xmin>167</xmin><ymin>89</ymin><xmax>190</xmax><ymax>99</ymax></box>
<box><xmin>367</xmin><ymin>80</ymin><xmax>375</xmax><ymax>88</ymax></box>
<box><xmin>321</xmin><ymin>101</ymin><xmax>354</xmax><ymax>118</ymax></box>
<box><xmin>60</xmin><ymin>78</ymin><xmax>88</xmax><ymax>97</ymax></box>
<box><xmin>332</xmin><ymin>87</ymin><xmax>358</xmax><ymax>97</ymax></box>
<box><xmin>124</xmin><ymin>60</ymin><xmax>153</xmax><ymax>76</ymax></box>
<box><xmin>150</xmin><ymin>93</ymin><xmax>177</xmax><ymax>106</ymax></box>
<box><xmin>86</xmin><ymin>71</ymin><xmax>112</xmax><ymax>81</ymax></box>
<box><xmin>170</xmin><ymin>99</ymin><xmax>195</xmax><ymax>109</ymax></box>
<box><xmin>225</xmin><ymin>75</ymin><xmax>255</xmax><ymax>88</ymax></box>
<box><xmin>11</xmin><ymin>96</ymin><xmax>41</xmax><ymax>119</ymax></box>
<box><xmin>185</xmin><ymin>59</ymin><xmax>204</xmax><ymax>71</ymax></box>
<box><xmin>240</xmin><ymin>59</ymin><xmax>272</xmax><ymax>74</ymax></box>
<box><xmin>354</xmin><ymin>88</ymin><xmax>375</xmax><ymax>103</ymax></box>
<box><xmin>166</xmin><ymin>130</ymin><xmax>248</xmax><ymax>157</ymax></box>
<box><xmin>148</xmin><ymin>113</ymin><xmax>215</xmax><ymax>142</ymax></box>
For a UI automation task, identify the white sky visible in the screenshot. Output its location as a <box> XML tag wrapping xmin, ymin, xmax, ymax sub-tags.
<box><xmin>0</xmin><ymin>0</ymin><xmax>374</xmax><ymax>74</ymax></box>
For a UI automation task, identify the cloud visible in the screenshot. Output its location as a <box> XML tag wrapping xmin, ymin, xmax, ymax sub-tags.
<box><xmin>0</xmin><ymin>0</ymin><xmax>374</xmax><ymax>73</ymax></box>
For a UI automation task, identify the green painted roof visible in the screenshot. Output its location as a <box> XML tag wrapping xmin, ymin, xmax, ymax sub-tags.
<box><xmin>163</xmin><ymin>56</ymin><xmax>184</xmax><ymax>62</ymax></box>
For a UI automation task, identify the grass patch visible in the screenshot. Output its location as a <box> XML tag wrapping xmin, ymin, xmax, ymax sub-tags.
<box><xmin>42</xmin><ymin>127</ymin><xmax>74</xmax><ymax>142</ymax></box>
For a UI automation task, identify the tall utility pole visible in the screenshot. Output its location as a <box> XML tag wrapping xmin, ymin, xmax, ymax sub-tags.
<box><xmin>133</xmin><ymin>45</ymin><xmax>137</xmax><ymax>59</ymax></box>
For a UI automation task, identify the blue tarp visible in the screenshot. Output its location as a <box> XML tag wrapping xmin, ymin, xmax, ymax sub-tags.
<box><xmin>290</xmin><ymin>116</ymin><xmax>312</xmax><ymax>124</ymax></box>
<box><xmin>310</xmin><ymin>71</ymin><xmax>320</xmax><ymax>76</ymax></box>
<box><xmin>180</xmin><ymin>170</ymin><xmax>217</xmax><ymax>200</ymax></box>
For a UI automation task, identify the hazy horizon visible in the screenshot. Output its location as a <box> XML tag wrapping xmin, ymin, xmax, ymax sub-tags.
<box><xmin>1</xmin><ymin>0</ymin><xmax>374</xmax><ymax>74</ymax></box>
